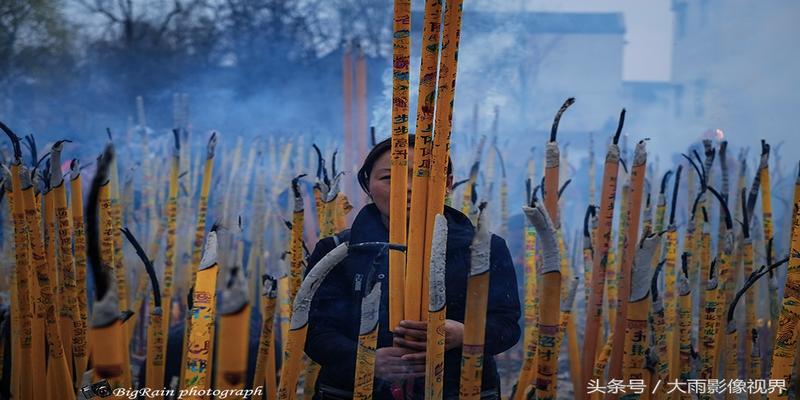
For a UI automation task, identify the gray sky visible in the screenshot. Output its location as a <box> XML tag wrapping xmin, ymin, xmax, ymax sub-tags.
<box><xmin>474</xmin><ymin>0</ymin><xmax>674</xmax><ymax>82</ymax></box>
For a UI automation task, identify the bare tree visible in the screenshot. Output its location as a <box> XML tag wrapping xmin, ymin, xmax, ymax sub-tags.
<box><xmin>74</xmin><ymin>0</ymin><xmax>189</xmax><ymax>48</ymax></box>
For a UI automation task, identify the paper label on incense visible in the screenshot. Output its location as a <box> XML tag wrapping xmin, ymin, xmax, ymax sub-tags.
<box><xmin>633</xmin><ymin>141</ymin><xmax>647</xmax><ymax>167</ymax></box>
<box><xmin>470</xmin><ymin>209</ymin><xmax>491</xmax><ymax>277</ymax></box>
<box><xmin>359</xmin><ymin>283</ymin><xmax>381</xmax><ymax>336</ymax></box>
<box><xmin>605</xmin><ymin>143</ymin><xmax>620</xmax><ymax>164</ymax></box>
<box><xmin>291</xmin><ymin>243</ymin><xmax>348</xmax><ymax>329</ymax></box>
<box><xmin>522</xmin><ymin>206</ymin><xmax>560</xmax><ymax>275</ymax></box>
<box><xmin>545</xmin><ymin>142</ymin><xmax>559</xmax><ymax>168</ymax></box>
<box><xmin>429</xmin><ymin>214</ymin><xmax>448</xmax><ymax>312</ymax></box>
<box><xmin>325</xmin><ymin>173</ymin><xmax>342</xmax><ymax>203</ymax></box>
<box><xmin>50</xmin><ymin>143</ymin><xmax>65</xmax><ymax>186</ymax></box>
<box><xmin>198</xmin><ymin>232</ymin><xmax>218</xmax><ymax>271</ymax></box>
<box><xmin>630</xmin><ymin>234</ymin><xmax>662</xmax><ymax>302</ymax></box>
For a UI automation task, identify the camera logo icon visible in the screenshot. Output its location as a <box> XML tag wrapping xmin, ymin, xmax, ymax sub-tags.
<box><xmin>80</xmin><ymin>379</ymin><xmax>113</xmax><ymax>398</ymax></box>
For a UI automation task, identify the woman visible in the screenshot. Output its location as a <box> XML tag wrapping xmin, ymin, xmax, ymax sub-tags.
<box><xmin>305</xmin><ymin>135</ymin><xmax>521</xmax><ymax>399</ymax></box>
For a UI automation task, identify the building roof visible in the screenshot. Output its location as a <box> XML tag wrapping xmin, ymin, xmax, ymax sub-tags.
<box><xmin>412</xmin><ymin>11</ymin><xmax>626</xmax><ymax>35</ymax></box>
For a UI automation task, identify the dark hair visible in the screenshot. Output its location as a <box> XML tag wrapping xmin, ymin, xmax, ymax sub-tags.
<box><xmin>357</xmin><ymin>134</ymin><xmax>453</xmax><ymax>194</ymax></box>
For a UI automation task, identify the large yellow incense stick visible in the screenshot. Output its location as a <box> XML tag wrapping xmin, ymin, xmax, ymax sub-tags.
<box><xmin>621</xmin><ymin>234</ymin><xmax>661</xmax><ymax>399</ymax></box>
<box><xmin>107</xmin><ymin>134</ymin><xmax>128</xmax><ymax>317</ymax></box>
<box><xmin>495</xmin><ymin>145</ymin><xmax>509</xmax><ymax>239</ymax></box>
<box><xmin>388</xmin><ymin>0</ymin><xmax>410</xmax><ymax>331</ymax></box>
<box><xmin>355</xmin><ymin>48</ymin><xmax>368</xmax><ymax>203</ymax></box>
<box><xmin>582</xmin><ymin>206</ymin><xmax>596</xmax><ymax>330</ymax></box>
<box><xmin>289</xmin><ymin>175</ymin><xmax>306</xmax><ymax>305</ymax></box>
<box><xmin>343</xmin><ymin>43</ymin><xmax>353</xmax><ymax>196</ymax></box>
<box><xmin>676</xmin><ymin>254</ymin><xmax>692</xmax><ymax>399</ymax></box>
<box><xmin>421</xmin><ymin>0</ymin><xmax>464</xmax><ymax>320</ymax></box>
<box><xmin>253</xmin><ymin>275</ymin><xmax>278</xmax><ymax>400</ymax></box>
<box><xmin>704</xmin><ymin>186</ymin><xmax>736</xmax><ymax>380</ymax></box>
<box><xmin>460</xmin><ymin>137</ymin><xmax>485</xmax><ymax>215</ymax></box>
<box><xmin>523</xmin><ymin>200</ymin><xmax>561</xmax><ymax>399</ymax></box>
<box><xmin>656</xmin><ymin>165</ymin><xmax>681</xmax><ymax>386</ymax></box>
<box><xmin>216</xmin><ymin>266</ymin><xmax>251</xmax><ymax>391</ymax></box>
<box><xmin>459</xmin><ymin>205</ymin><xmax>491</xmax><ymax>399</ymax></box>
<box><xmin>404</xmin><ymin>0</ymin><xmax>442</xmax><ymax>323</ymax></box>
<box><xmin>513</xmin><ymin>196</ymin><xmax>539</xmax><ymax>400</ymax></box>
<box><xmin>183</xmin><ymin>229</ymin><xmax>219</xmax><ymax>396</ymax></box>
<box><xmin>120</xmin><ymin>227</ymin><xmax>165</xmax><ymax>398</ymax></box>
<box><xmin>758</xmin><ymin>141</ymin><xmax>783</xmax><ymax>356</ymax></box>
<box><xmin>69</xmin><ymin>159</ymin><xmax>89</xmax><ymax>386</ymax></box>
<box><xmin>608</xmin><ymin>140</ymin><xmax>648</xmax><ymax>394</ymax></box>
<box><xmin>163</xmin><ymin>130</ymin><xmax>180</xmax><ymax>339</ymax></box>
<box><xmin>5</xmin><ymin>141</ymin><xmax>34</xmax><ymax>400</ymax></box>
<box><xmin>86</xmin><ymin>145</ymin><xmax>125</xmax><ymax>393</ymax></box>
<box><xmin>608</xmin><ymin>180</ymin><xmax>629</xmax><ymax>328</ymax></box>
<box><xmin>768</xmin><ymin>165</ymin><xmax>800</xmax><ymax>399</ymax></box>
<box><xmin>277</xmin><ymin>243</ymin><xmax>349</xmax><ymax>400</ymax></box>
<box><xmin>699</xmin><ymin>257</ymin><xmax>720</xmax><ymax>382</ymax></box>
<box><xmin>35</xmin><ymin>162</ymin><xmax>76</xmax><ymax>400</ymax></box>
<box><xmin>320</xmin><ymin>174</ymin><xmax>342</xmax><ymax>239</ymax></box>
<box><xmin>649</xmin><ymin>260</ymin><xmax>667</xmax><ymax>396</ymax></box>
<box><xmin>560</xmin><ymin>277</ymin><xmax>580</xmax><ymax>396</ymax></box>
<box><xmin>581</xmin><ymin>110</ymin><xmax>624</xmax><ymax>396</ymax></box>
<box><xmin>425</xmin><ymin>214</ymin><xmax>448</xmax><ymax>399</ymax></box>
<box><xmin>555</xmin><ymin>227</ymin><xmax>581</xmax><ymax>394</ymax></box>
<box><xmin>190</xmin><ymin>133</ymin><xmax>217</xmax><ymax>287</ymax></box>
<box><xmin>354</xmin><ymin>281</ymin><xmax>382</xmax><ymax>400</ymax></box>
<box><xmin>44</xmin><ymin>182</ymin><xmax>59</xmax><ymax>315</ymax></box>
<box><xmin>51</xmin><ymin>142</ymin><xmax>79</xmax><ymax>382</ymax></box>
<box><xmin>3</xmin><ymin>176</ymin><xmax>18</xmax><ymax>398</ymax></box>
<box><xmin>652</xmin><ymin>170</ymin><xmax>672</xmax><ymax>269</ymax></box>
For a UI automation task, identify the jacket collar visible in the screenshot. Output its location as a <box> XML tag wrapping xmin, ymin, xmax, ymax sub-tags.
<box><xmin>348</xmin><ymin>203</ymin><xmax>475</xmax><ymax>251</ymax></box>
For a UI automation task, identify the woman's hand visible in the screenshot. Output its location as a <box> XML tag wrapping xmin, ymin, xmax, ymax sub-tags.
<box><xmin>374</xmin><ymin>346</ymin><xmax>425</xmax><ymax>380</ymax></box>
<box><xmin>393</xmin><ymin>319</ymin><xmax>465</xmax><ymax>356</ymax></box>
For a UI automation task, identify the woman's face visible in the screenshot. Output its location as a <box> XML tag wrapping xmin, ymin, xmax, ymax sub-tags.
<box><xmin>367</xmin><ymin>149</ymin><xmax>451</xmax><ymax>220</ymax></box>
<box><xmin>367</xmin><ymin>149</ymin><xmax>415</xmax><ymax>219</ymax></box>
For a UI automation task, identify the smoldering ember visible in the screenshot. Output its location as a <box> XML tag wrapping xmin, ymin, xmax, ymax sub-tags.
<box><xmin>0</xmin><ymin>1</ymin><xmax>798</xmax><ymax>399</ymax></box>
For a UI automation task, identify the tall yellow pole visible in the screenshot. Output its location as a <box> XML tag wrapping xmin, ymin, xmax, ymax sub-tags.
<box><xmin>523</xmin><ymin>201</ymin><xmax>561</xmax><ymax>399</ymax></box>
<box><xmin>5</xmin><ymin>141</ymin><xmax>34</xmax><ymax>400</ymax></box>
<box><xmin>388</xmin><ymin>0</ymin><xmax>411</xmax><ymax>331</ymax></box>
<box><xmin>621</xmin><ymin>234</ymin><xmax>661</xmax><ymax>400</ymax></box>
<box><xmin>767</xmin><ymin>164</ymin><xmax>800</xmax><ymax>399</ymax></box>
<box><xmin>417</xmin><ymin>0</ymin><xmax>465</xmax><ymax>324</ymax></box>
<box><xmin>608</xmin><ymin>140</ymin><xmax>647</xmax><ymax>400</ymax></box>
<box><xmin>86</xmin><ymin>145</ymin><xmax>125</xmax><ymax>394</ymax></box>
<box><xmin>404</xmin><ymin>0</ymin><xmax>442</xmax><ymax>323</ymax></box>
<box><xmin>51</xmin><ymin>142</ymin><xmax>79</xmax><ymax>383</ymax></box>
<box><xmin>353</xmin><ymin>281</ymin><xmax>382</xmax><ymax>400</ymax></box>
<box><xmin>459</xmin><ymin>206</ymin><xmax>491</xmax><ymax>399</ymax></box>
<box><xmin>253</xmin><ymin>276</ymin><xmax>278</xmax><ymax>400</ymax></box>
<box><xmin>183</xmin><ymin>230</ymin><xmax>220</xmax><ymax>397</ymax></box>
<box><xmin>215</xmin><ymin>267</ymin><xmax>251</xmax><ymax>392</ymax></box>
<box><xmin>425</xmin><ymin>215</ymin><xmax>447</xmax><ymax>399</ymax></box>
<box><xmin>580</xmin><ymin>110</ymin><xmax>624</xmax><ymax>397</ymax></box>
<box><xmin>69</xmin><ymin>160</ymin><xmax>90</xmax><ymax>386</ymax></box>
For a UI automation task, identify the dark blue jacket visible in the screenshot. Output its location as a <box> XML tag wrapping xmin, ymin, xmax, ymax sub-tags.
<box><xmin>304</xmin><ymin>203</ymin><xmax>521</xmax><ymax>399</ymax></box>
